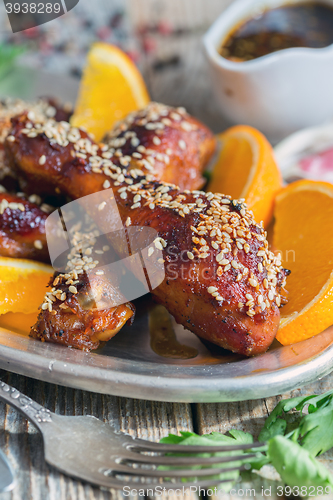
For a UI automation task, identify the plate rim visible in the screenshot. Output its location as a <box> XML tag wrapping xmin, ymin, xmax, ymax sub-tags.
<box><xmin>0</xmin><ymin>327</ymin><xmax>333</xmax><ymax>403</ymax></box>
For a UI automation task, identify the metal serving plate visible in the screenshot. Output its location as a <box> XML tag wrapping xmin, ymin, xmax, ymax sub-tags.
<box><xmin>0</xmin><ymin>69</ymin><xmax>332</xmax><ymax>402</ymax></box>
<box><xmin>0</xmin><ymin>298</ymin><xmax>332</xmax><ymax>403</ymax></box>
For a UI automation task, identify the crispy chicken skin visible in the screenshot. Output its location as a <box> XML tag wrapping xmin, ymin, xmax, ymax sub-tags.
<box><xmin>103</xmin><ymin>107</ymin><xmax>215</xmax><ymax>191</ymax></box>
<box><xmin>31</xmin><ymin>271</ymin><xmax>135</xmax><ymax>350</ymax></box>
<box><xmin>0</xmin><ymin>191</ymin><xmax>49</xmax><ymax>261</ymax></box>
<box><xmin>6</xmin><ymin>103</ymin><xmax>288</xmax><ymax>355</ymax></box>
<box><xmin>0</xmin><ymin>98</ymin><xmax>71</xmax><ymax>184</ymax></box>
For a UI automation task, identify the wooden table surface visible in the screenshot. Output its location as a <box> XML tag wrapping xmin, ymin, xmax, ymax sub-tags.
<box><xmin>1</xmin><ymin>1</ymin><xmax>333</xmax><ymax>499</ymax></box>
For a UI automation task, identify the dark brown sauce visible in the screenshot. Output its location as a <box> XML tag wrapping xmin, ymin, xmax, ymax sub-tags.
<box><xmin>220</xmin><ymin>2</ymin><xmax>333</xmax><ymax>61</ymax></box>
<box><xmin>149</xmin><ymin>305</ymin><xmax>198</xmax><ymax>359</ymax></box>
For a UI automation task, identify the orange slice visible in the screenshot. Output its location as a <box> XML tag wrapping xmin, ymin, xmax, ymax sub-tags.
<box><xmin>0</xmin><ymin>257</ymin><xmax>53</xmax><ymax>316</ymax></box>
<box><xmin>207</xmin><ymin>125</ymin><xmax>282</xmax><ymax>227</ymax></box>
<box><xmin>0</xmin><ymin>312</ymin><xmax>39</xmax><ymax>335</ymax></box>
<box><xmin>273</xmin><ymin>180</ymin><xmax>333</xmax><ymax>345</ymax></box>
<box><xmin>71</xmin><ymin>42</ymin><xmax>150</xmax><ymax>141</ymax></box>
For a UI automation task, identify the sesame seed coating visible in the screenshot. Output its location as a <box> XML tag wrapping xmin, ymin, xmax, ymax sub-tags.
<box><xmin>7</xmin><ymin>102</ymin><xmax>288</xmax><ymax>356</ymax></box>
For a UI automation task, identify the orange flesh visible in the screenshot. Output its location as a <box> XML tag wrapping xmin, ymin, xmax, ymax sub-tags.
<box><xmin>209</xmin><ymin>136</ymin><xmax>254</xmax><ymax>199</ymax></box>
<box><xmin>275</xmin><ymin>188</ymin><xmax>333</xmax><ymax>318</ymax></box>
<box><xmin>0</xmin><ymin>270</ymin><xmax>52</xmax><ymax>315</ymax></box>
<box><xmin>0</xmin><ymin>312</ymin><xmax>38</xmax><ymax>335</ymax></box>
<box><xmin>207</xmin><ymin>126</ymin><xmax>282</xmax><ymax>227</ymax></box>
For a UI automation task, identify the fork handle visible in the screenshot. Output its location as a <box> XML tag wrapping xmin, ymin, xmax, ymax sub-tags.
<box><xmin>0</xmin><ymin>381</ymin><xmax>52</xmax><ymax>430</ymax></box>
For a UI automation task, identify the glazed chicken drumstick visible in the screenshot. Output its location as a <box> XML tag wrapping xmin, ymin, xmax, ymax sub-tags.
<box><xmin>0</xmin><ymin>189</ymin><xmax>50</xmax><ymax>261</ymax></box>
<box><xmin>6</xmin><ymin>103</ymin><xmax>288</xmax><ymax>356</ymax></box>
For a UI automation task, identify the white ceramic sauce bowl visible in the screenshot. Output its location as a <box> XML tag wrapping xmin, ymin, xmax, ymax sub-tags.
<box><xmin>203</xmin><ymin>0</ymin><xmax>333</xmax><ymax>142</ymax></box>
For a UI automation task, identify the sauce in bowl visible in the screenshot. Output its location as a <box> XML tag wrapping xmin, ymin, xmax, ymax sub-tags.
<box><xmin>220</xmin><ymin>2</ymin><xmax>333</xmax><ymax>61</ymax></box>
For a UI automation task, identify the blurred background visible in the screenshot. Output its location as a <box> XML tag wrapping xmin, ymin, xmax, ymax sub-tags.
<box><xmin>0</xmin><ymin>0</ymin><xmax>232</xmax><ymax>131</ymax></box>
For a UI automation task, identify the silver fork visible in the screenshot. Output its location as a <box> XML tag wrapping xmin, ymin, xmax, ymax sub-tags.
<box><xmin>0</xmin><ymin>381</ymin><xmax>263</xmax><ymax>491</ymax></box>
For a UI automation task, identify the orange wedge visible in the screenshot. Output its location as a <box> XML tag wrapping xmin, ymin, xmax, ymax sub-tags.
<box><xmin>273</xmin><ymin>180</ymin><xmax>333</xmax><ymax>345</ymax></box>
<box><xmin>0</xmin><ymin>257</ymin><xmax>53</xmax><ymax>316</ymax></box>
<box><xmin>207</xmin><ymin>125</ymin><xmax>282</xmax><ymax>227</ymax></box>
<box><xmin>71</xmin><ymin>42</ymin><xmax>150</xmax><ymax>141</ymax></box>
<box><xmin>0</xmin><ymin>312</ymin><xmax>40</xmax><ymax>335</ymax></box>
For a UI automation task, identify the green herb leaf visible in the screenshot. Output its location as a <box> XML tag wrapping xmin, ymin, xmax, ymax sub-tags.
<box><xmin>159</xmin><ymin>430</ymin><xmax>255</xmax><ymax>491</ymax></box>
<box><xmin>268</xmin><ymin>436</ymin><xmax>333</xmax><ymax>489</ymax></box>
<box><xmin>258</xmin><ymin>418</ymin><xmax>287</xmax><ymax>442</ymax></box>
<box><xmin>299</xmin><ymin>398</ymin><xmax>333</xmax><ymax>456</ymax></box>
<box><xmin>258</xmin><ymin>389</ymin><xmax>333</xmax><ymax>456</ymax></box>
<box><xmin>258</xmin><ymin>394</ymin><xmax>311</xmax><ymax>442</ymax></box>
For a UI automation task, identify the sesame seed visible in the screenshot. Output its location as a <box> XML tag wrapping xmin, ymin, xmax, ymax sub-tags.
<box><xmin>249</xmin><ymin>278</ymin><xmax>258</xmax><ymax>288</ymax></box>
<box><xmin>7</xmin><ymin>135</ymin><xmax>15</xmax><ymax>142</ymax></box>
<box><xmin>98</xmin><ymin>201</ymin><xmax>107</xmax><ymax>211</ymax></box>
<box><xmin>154</xmin><ymin>240</ymin><xmax>163</xmax><ymax>250</ymax></box>
<box><xmin>224</xmin><ymin>264</ymin><xmax>231</xmax><ymax>272</ymax></box>
<box><xmin>125</xmin><ymin>217</ymin><xmax>131</xmax><ymax>227</ymax></box>
<box><xmin>208</xmin><ymin>286</ymin><xmax>218</xmax><ymax>294</ymax></box>
<box><xmin>181</xmin><ymin>121</ymin><xmax>193</xmax><ymax>132</ymax></box>
<box><xmin>153</xmin><ymin>136</ymin><xmax>161</xmax><ymax>146</ymax></box>
<box><xmin>216</xmin><ymin>252</ymin><xmax>224</xmax><ymax>262</ymax></box>
<box><xmin>34</xmin><ymin>240</ymin><xmax>43</xmax><ymax>250</ymax></box>
<box><xmin>187</xmin><ymin>251</ymin><xmax>194</xmax><ymax>260</ymax></box>
<box><xmin>261</xmin><ymin>302</ymin><xmax>267</xmax><ymax>311</ymax></box>
<box><xmin>103</xmin><ymin>180</ymin><xmax>111</xmax><ymax>189</ymax></box>
<box><xmin>148</xmin><ymin>247</ymin><xmax>154</xmax><ymax>257</ymax></box>
<box><xmin>178</xmin><ymin>140</ymin><xmax>186</xmax><ymax>150</ymax></box>
<box><xmin>96</xmin><ymin>270</ymin><xmax>105</xmax><ymax>276</ymax></box>
<box><xmin>39</xmin><ymin>155</ymin><xmax>46</xmax><ymax>165</ymax></box>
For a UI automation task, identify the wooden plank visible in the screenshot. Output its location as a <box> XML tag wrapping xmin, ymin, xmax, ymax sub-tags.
<box><xmin>129</xmin><ymin>0</ymin><xmax>233</xmax><ymax>31</ymax></box>
<box><xmin>0</xmin><ymin>369</ymin><xmax>194</xmax><ymax>500</ymax></box>
<box><xmin>196</xmin><ymin>373</ymin><xmax>333</xmax><ymax>500</ymax></box>
<box><xmin>129</xmin><ymin>0</ymin><xmax>232</xmax><ymax>132</ymax></box>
